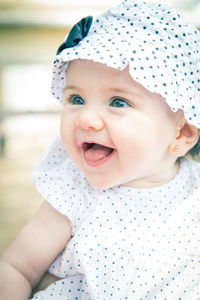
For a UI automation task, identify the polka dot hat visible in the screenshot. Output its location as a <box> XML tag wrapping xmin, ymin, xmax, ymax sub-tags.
<box><xmin>51</xmin><ymin>0</ymin><xmax>200</xmax><ymax>128</ymax></box>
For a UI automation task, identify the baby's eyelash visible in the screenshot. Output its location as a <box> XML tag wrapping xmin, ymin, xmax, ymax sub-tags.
<box><xmin>64</xmin><ymin>94</ymin><xmax>133</xmax><ymax>108</ymax></box>
<box><xmin>65</xmin><ymin>94</ymin><xmax>85</xmax><ymax>105</ymax></box>
<box><xmin>109</xmin><ymin>97</ymin><xmax>132</xmax><ymax>108</ymax></box>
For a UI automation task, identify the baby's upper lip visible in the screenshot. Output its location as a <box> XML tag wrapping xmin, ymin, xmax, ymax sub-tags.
<box><xmin>78</xmin><ymin>139</ymin><xmax>116</xmax><ymax>150</ymax></box>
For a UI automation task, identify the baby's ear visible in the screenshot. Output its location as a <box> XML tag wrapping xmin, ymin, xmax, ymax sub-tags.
<box><xmin>169</xmin><ymin>121</ymin><xmax>200</xmax><ymax>157</ymax></box>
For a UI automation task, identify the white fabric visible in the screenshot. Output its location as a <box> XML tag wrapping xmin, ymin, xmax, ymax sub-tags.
<box><xmin>32</xmin><ymin>137</ymin><xmax>200</xmax><ymax>299</ymax></box>
<box><xmin>51</xmin><ymin>0</ymin><xmax>200</xmax><ymax>128</ymax></box>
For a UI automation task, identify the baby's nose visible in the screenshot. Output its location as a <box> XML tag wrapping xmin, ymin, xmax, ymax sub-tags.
<box><xmin>77</xmin><ymin>110</ymin><xmax>104</xmax><ymax>131</ymax></box>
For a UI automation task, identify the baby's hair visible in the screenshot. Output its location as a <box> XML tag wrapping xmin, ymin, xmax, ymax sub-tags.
<box><xmin>188</xmin><ymin>137</ymin><xmax>200</xmax><ymax>157</ymax></box>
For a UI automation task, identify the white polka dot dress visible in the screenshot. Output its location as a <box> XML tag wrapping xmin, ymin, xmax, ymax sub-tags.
<box><xmin>32</xmin><ymin>137</ymin><xmax>200</xmax><ymax>299</ymax></box>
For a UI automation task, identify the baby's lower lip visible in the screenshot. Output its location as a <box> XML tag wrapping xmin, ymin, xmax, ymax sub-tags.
<box><xmin>84</xmin><ymin>149</ymin><xmax>116</xmax><ymax>167</ymax></box>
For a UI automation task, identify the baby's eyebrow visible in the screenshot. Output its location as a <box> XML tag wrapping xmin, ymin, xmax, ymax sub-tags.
<box><xmin>108</xmin><ymin>87</ymin><xmax>135</xmax><ymax>93</ymax></box>
<box><xmin>108</xmin><ymin>86</ymin><xmax>143</xmax><ymax>97</ymax></box>
<box><xmin>64</xmin><ymin>85</ymin><xmax>144</xmax><ymax>98</ymax></box>
<box><xmin>64</xmin><ymin>85</ymin><xmax>80</xmax><ymax>91</ymax></box>
<box><xmin>108</xmin><ymin>87</ymin><xmax>128</xmax><ymax>93</ymax></box>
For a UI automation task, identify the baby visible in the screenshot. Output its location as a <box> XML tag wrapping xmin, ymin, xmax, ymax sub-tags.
<box><xmin>1</xmin><ymin>0</ymin><xmax>200</xmax><ymax>299</ymax></box>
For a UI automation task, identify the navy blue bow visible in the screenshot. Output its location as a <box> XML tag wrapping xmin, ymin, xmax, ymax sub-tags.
<box><xmin>57</xmin><ymin>16</ymin><xmax>93</xmax><ymax>55</ymax></box>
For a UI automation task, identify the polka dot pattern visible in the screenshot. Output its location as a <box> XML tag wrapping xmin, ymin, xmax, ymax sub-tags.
<box><xmin>32</xmin><ymin>137</ymin><xmax>200</xmax><ymax>299</ymax></box>
<box><xmin>51</xmin><ymin>0</ymin><xmax>200</xmax><ymax>128</ymax></box>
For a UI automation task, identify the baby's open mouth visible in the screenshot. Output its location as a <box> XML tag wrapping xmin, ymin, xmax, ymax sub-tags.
<box><xmin>82</xmin><ymin>142</ymin><xmax>115</xmax><ymax>164</ymax></box>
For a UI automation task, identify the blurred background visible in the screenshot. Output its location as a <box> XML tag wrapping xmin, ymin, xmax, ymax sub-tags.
<box><xmin>0</xmin><ymin>0</ymin><xmax>200</xmax><ymax>254</ymax></box>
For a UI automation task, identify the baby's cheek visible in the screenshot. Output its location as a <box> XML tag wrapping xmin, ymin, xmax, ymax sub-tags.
<box><xmin>119</xmin><ymin>134</ymin><xmax>158</xmax><ymax>169</ymax></box>
<box><xmin>118</xmin><ymin>141</ymin><xmax>146</xmax><ymax>168</ymax></box>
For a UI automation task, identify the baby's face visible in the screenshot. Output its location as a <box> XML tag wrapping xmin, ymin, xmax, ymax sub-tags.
<box><xmin>60</xmin><ymin>59</ymin><xmax>180</xmax><ymax>189</ymax></box>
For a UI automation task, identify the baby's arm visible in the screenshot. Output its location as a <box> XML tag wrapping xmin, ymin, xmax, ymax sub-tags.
<box><xmin>0</xmin><ymin>201</ymin><xmax>72</xmax><ymax>300</ymax></box>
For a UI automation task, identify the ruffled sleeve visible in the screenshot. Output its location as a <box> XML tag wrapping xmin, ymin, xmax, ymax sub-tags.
<box><xmin>32</xmin><ymin>136</ymin><xmax>87</xmax><ymax>223</ymax></box>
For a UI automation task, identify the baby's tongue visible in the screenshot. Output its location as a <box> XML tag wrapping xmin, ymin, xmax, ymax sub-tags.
<box><xmin>85</xmin><ymin>144</ymin><xmax>113</xmax><ymax>162</ymax></box>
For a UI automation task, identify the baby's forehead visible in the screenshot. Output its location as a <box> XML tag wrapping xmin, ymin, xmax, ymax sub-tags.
<box><xmin>67</xmin><ymin>59</ymin><xmax>150</xmax><ymax>93</ymax></box>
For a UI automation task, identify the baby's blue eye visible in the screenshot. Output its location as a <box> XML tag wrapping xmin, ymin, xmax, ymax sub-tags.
<box><xmin>71</xmin><ymin>96</ymin><xmax>85</xmax><ymax>105</ymax></box>
<box><xmin>110</xmin><ymin>98</ymin><xmax>130</xmax><ymax>108</ymax></box>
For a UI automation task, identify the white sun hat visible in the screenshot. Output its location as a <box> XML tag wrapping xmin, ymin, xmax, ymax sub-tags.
<box><xmin>51</xmin><ymin>0</ymin><xmax>200</xmax><ymax>154</ymax></box>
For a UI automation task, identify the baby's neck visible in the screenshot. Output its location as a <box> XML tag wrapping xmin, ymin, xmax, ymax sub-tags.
<box><xmin>123</xmin><ymin>159</ymin><xmax>181</xmax><ymax>189</ymax></box>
